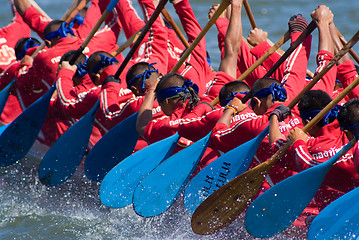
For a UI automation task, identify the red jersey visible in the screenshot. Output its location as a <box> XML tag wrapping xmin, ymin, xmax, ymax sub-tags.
<box><xmin>336</xmin><ymin>59</ymin><xmax>359</xmax><ymax>100</ymax></box>
<box><xmin>171</xmin><ymin>0</ymin><xmax>213</xmax><ymax>97</ymax></box>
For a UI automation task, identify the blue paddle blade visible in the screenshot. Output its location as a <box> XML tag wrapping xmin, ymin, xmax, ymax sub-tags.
<box><xmin>0</xmin><ymin>85</ymin><xmax>55</xmax><ymax>167</ymax></box>
<box><xmin>99</xmin><ymin>133</ymin><xmax>180</xmax><ymax>208</ymax></box>
<box><xmin>133</xmin><ymin>133</ymin><xmax>211</xmax><ymax>217</ymax></box>
<box><xmin>183</xmin><ymin>126</ymin><xmax>269</xmax><ymax>214</ymax></box>
<box><xmin>38</xmin><ymin>100</ymin><xmax>100</xmax><ymax>187</ymax></box>
<box><xmin>0</xmin><ymin>124</ymin><xmax>9</xmax><ymax>135</ymax></box>
<box><xmin>244</xmin><ymin>140</ymin><xmax>355</xmax><ymax>238</ymax></box>
<box><xmin>84</xmin><ymin>112</ymin><xmax>139</xmax><ymax>182</ymax></box>
<box><xmin>0</xmin><ymin>79</ymin><xmax>14</xmax><ymax>115</ymax></box>
<box><xmin>308</xmin><ymin>186</ymin><xmax>359</xmax><ymax>240</ymax></box>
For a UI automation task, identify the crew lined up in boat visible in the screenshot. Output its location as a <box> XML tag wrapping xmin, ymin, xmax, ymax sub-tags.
<box><xmin>1</xmin><ymin>0</ymin><xmax>359</xmax><ymax>234</ymax></box>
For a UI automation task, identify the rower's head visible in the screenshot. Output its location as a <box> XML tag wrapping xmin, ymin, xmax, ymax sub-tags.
<box><xmin>219</xmin><ymin>81</ymin><xmax>250</xmax><ymax>107</ymax></box>
<box><xmin>337</xmin><ymin>99</ymin><xmax>359</xmax><ymax>141</ymax></box>
<box><xmin>59</xmin><ymin>50</ymin><xmax>88</xmax><ymax>86</ymax></box>
<box><xmin>44</xmin><ymin>20</ymin><xmax>75</xmax><ymax>48</ymax></box>
<box><xmin>126</xmin><ymin>62</ymin><xmax>160</xmax><ymax>96</ymax></box>
<box><xmin>298</xmin><ymin>90</ymin><xmax>339</xmax><ymax>136</ymax></box>
<box><xmin>249</xmin><ymin>77</ymin><xmax>287</xmax><ymax>115</ymax></box>
<box><xmin>155</xmin><ymin>73</ymin><xmax>199</xmax><ymax>116</ymax></box>
<box><xmin>87</xmin><ymin>51</ymin><xmax>119</xmax><ymax>86</ymax></box>
<box><xmin>15</xmin><ymin>37</ymin><xmax>41</xmax><ymax>61</ymax></box>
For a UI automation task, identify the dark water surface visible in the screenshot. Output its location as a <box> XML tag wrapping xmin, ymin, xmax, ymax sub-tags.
<box><xmin>0</xmin><ymin>0</ymin><xmax>358</xmax><ymax>239</ymax></box>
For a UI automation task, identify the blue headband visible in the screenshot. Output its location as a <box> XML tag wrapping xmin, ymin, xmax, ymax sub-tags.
<box><xmin>252</xmin><ymin>82</ymin><xmax>287</xmax><ymax>103</ymax></box>
<box><xmin>72</xmin><ymin>14</ymin><xmax>84</xmax><ymax>26</ymax></box>
<box><xmin>220</xmin><ymin>91</ymin><xmax>248</xmax><ymax>107</ymax></box>
<box><xmin>44</xmin><ymin>22</ymin><xmax>75</xmax><ymax>41</ymax></box>
<box><xmin>127</xmin><ymin>63</ymin><xmax>158</xmax><ymax>94</ymax></box>
<box><xmin>75</xmin><ymin>55</ymin><xmax>88</xmax><ymax>78</ymax></box>
<box><xmin>300</xmin><ymin>105</ymin><xmax>341</xmax><ymax>127</ymax></box>
<box><xmin>155</xmin><ymin>79</ymin><xmax>199</xmax><ymax>103</ymax></box>
<box><xmin>91</xmin><ymin>54</ymin><xmax>118</xmax><ymax>74</ymax></box>
<box><xmin>16</xmin><ymin>38</ymin><xmax>40</xmax><ymax>60</ymax></box>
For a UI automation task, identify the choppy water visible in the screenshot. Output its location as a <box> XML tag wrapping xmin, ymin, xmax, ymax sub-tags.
<box><xmin>0</xmin><ymin>0</ymin><xmax>358</xmax><ymax>239</ymax></box>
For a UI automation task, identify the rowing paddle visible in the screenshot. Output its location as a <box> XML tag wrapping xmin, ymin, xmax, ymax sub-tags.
<box><xmin>191</xmin><ymin>29</ymin><xmax>359</xmax><ymax>235</ymax></box>
<box><xmin>0</xmin><ymin>84</ymin><xmax>55</xmax><ymax>167</ymax></box>
<box><xmin>99</xmin><ymin>132</ymin><xmax>180</xmax><ymax>207</ymax></box>
<box><xmin>133</xmin><ymin>132</ymin><xmax>211</xmax><ymax>217</ymax></box>
<box><xmin>83</xmin><ymin>0</ymin><xmax>169</xmax><ymax>181</ymax></box>
<box><xmin>245</xmin><ymin>138</ymin><xmax>356</xmax><ymax>238</ymax></box>
<box><xmin>84</xmin><ymin>112</ymin><xmax>139</xmax><ymax>182</ymax></box>
<box><xmin>308</xmin><ymin>185</ymin><xmax>359</xmax><ymax>239</ymax></box>
<box><xmin>184</xmin><ymin>126</ymin><xmax>268</xmax><ymax>214</ymax></box>
<box><xmin>36</xmin><ymin>0</ymin><xmax>120</xmax><ymax>185</ymax></box>
<box><xmin>38</xmin><ymin>100</ymin><xmax>99</xmax><ymax>186</ymax></box>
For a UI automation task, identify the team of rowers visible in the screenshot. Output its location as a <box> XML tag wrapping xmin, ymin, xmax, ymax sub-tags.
<box><xmin>0</xmin><ymin>0</ymin><xmax>358</xmax><ymax>230</ymax></box>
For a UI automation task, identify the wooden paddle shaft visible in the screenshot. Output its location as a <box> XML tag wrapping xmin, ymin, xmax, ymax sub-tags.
<box><xmin>209</xmin><ymin>30</ymin><xmax>291</xmax><ymax>106</ymax></box>
<box><xmin>243</xmin><ymin>0</ymin><xmax>315</xmax><ymax>78</ymax></box>
<box><xmin>169</xmin><ymin>0</ymin><xmax>230</xmax><ymax>74</ymax></box>
<box><xmin>287</xmin><ymin>30</ymin><xmax>359</xmax><ymax>109</ymax></box>
<box><xmin>114</xmin><ymin>0</ymin><xmax>169</xmax><ymax>79</ymax></box>
<box><xmin>112</xmin><ymin>29</ymin><xmax>143</xmax><ymax>57</ymax></box>
<box><xmin>336</xmin><ymin>28</ymin><xmax>359</xmax><ymax>64</ymax></box>
<box><xmin>161</xmin><ymin>8</ymin><xmax>190</xmax><ymax>48</ymax></box>
<box><xmin>238</xmin><ymin>21</ymin><xmax>316</xmax><ymax>104</ymax></box>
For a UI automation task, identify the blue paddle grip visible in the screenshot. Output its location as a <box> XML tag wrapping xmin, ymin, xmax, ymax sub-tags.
<box><xmin>106</xmin><ymin>0</ymin><xmax>119</xmax><ymax>12</ymax></box>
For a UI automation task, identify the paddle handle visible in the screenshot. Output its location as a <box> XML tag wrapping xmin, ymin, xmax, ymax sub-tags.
<box><xmin>210</xmin><ymin>30</ymin><xmax>291</xmax><ymax>107</ymax></box>
<box><xmin>69</xmin><ymin>0</ymin><xmax>119</xmax><ymax>65</ymax></box>
<box><xmin>243</xmin><ymin>0</ymin><xmax>256</xmax><ymax>28</ymax></box>
<box><xmin>114</xmin><ymin>0</ymin><xmax>168</xmax><ymax>79</ymax></box>
<box><xmin>63</xmin><ymin>0</ymin><xmax>88</xmax><ymax>23</ymax></box>
<box><xmin>161</xmin><ymin>8</ymin><xmax>190</xmax><ymax>48</ymax></box>
<box><xmin>112</xmin><ymin>28</ymin><xmax>143</xmax><ymax>57</ymax></box>
<box><xmin>264</xmin><ymin>21</ymin><xmax>316</xmax><ymax>78</ymax></box>
<box><xmin>336</xmin><ymin>28</ymin><xmax>359</xmax><ymax>64</ymax></box>
<box><xmin>239</xmin><ymin>22</ymin><xmax>316</xmax><ymax>104</ymax></box>
<box><xmin>169</xmin><ymin>0</ymin><xmax>230</xmax><ymax>74</ymax></box>
<box><xmin>287</xmin><ymin>30</ymin><xmax>359</xmax><ymax>109</ymax></box>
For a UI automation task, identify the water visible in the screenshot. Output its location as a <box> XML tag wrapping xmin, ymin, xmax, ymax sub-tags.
<box><xmin>0</xmin><ymin>0</ymin><xmax>358</xmax><ymax>239</ymax></box>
